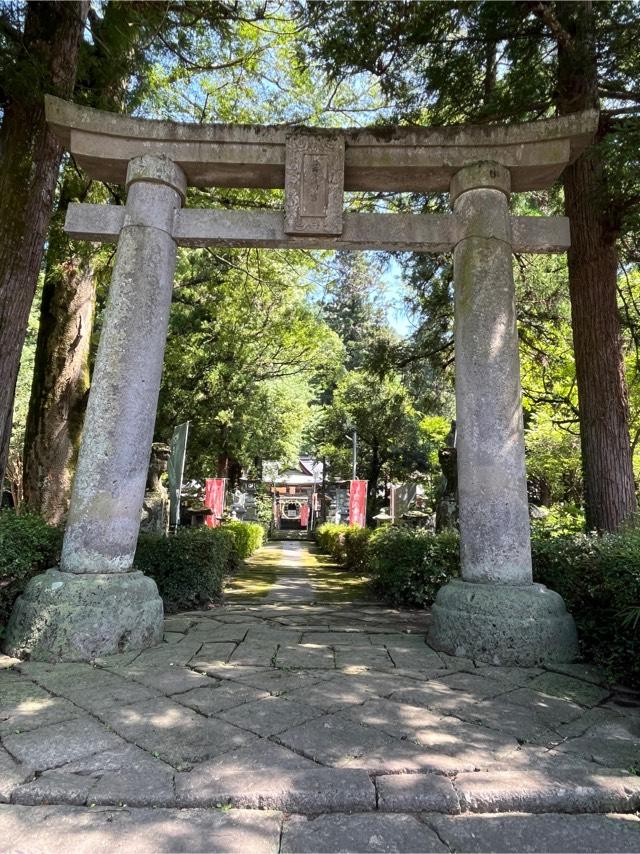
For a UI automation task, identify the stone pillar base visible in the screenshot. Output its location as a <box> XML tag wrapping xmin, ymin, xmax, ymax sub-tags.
<box><xmin>3</xmin><ymin>569</ymin><xmax>163</xmax><ymax>663</ymax></box>
<box><xmin>428</xmin><ymin>579</ymin><xmax>578</xmax><ymax>666</ymax></box>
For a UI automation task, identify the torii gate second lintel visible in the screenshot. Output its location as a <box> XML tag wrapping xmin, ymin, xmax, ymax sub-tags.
<box><xmin>4</xmin><ymin>99</ymin><xmax>597</xmax><ymax>666</ymax></box>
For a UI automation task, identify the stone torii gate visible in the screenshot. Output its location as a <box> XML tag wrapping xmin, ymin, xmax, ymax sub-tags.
<box><xmin>6</xmin><ymin>97</ymin><xmax>597</xmax><ymax>665</ymax></box>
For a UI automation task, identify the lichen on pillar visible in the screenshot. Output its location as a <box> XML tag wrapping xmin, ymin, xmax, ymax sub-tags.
<box><xmin>428</xmin><ymin>161</ymin><xmax>578</xmax><ymax>666</ymax></box>
<box><xmin>4</xmin><ymin>154</ymin><xmax>186</xmax><ymax>662</ymax></box>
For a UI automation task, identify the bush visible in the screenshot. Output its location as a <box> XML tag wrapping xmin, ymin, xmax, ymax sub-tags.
<box><xmin>135</xmin><ymin>527</ymin><xmax>236</xmax><ymax>612</ymax></box>
<box><xmin>0</xmin><ymin>510</ymin><xmax>62</xmax><ymax>632</ymax></box>
<box><xmin>222</xmin><ymin>520</ymin><xmax>264</xmax><ymax>559</ymax></box>
<box><xmin>316</xmin><ymin>523</ymin><xmax>350</xmax><ymax>563</ymax></box>
<box><xmin>367</xmin><ymin>525</ymin><xmax>460</xmax><ymax>607</ymax></box>
<box><xmin>342</xmin><ymin>526</ymin><xmax>373</xmax><ymax>573</ymax></box>
<box><xmin>532</xmin><ymin>528</ymin><xmax>640</xmax><ymax>688</ymax></box>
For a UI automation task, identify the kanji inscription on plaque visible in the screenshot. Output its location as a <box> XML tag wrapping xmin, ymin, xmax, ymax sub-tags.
<box><xmin>284</xmin><ymin>132</ymin><xmax>344</xmax><ymax>235</ymax></box>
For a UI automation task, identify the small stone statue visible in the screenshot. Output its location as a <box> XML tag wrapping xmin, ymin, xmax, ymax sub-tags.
<box><xmin>140</xmin><ymin>442</ymin><xmax>170</xmax><ymax>533</ymax></box>
<box><xmin>435</xmin><ymin>420</ymin><xmax>458</xmax><ymax>532</ymax></box>
<box><xmin>230</xmin><ymin>488</ymin><xmax>247</xmax><ymax>520</ymax></box>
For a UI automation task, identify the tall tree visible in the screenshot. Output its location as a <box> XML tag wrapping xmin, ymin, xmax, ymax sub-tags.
<box><xmin>0</xmin><ymin>0</ymin><xmax>88</xmax><ymax>489</ymax></box>
<box><xmin>555</xmin><ymin>1</ymin><xmax>636</xmax><ymax>530</ymax></box>
<box><xmin>20</xmin><ymin>0</ymin><xmax>238</xmax><ymax>519</ymax></box>
<box><xmin>302</xmin><ymin>0</ymin><xmax>640</xmax><ymax>530</ymax></box>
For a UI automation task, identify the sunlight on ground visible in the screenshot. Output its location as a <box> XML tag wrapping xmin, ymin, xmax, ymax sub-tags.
<box><xmin>224</xmin><ymin>540</ymin><xmax>373</xmax><ymax>602</ymax></box>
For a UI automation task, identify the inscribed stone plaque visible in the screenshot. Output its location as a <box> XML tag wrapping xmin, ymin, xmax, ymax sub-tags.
<box><xmin>285</xmin><ymin>132</ymin><xmax>344</xmax><ymax>235</ymax></box>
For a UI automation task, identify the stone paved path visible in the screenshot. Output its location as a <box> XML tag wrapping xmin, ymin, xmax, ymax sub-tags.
<box><xmin>224</xmin><ymin>539</ymin><xmax>372</xmax><ymax>604</ymax></box>
<box><xmin>1</xmin><ymin>541</ymin><xmax>640</xmax><ymax>852</ymax></box>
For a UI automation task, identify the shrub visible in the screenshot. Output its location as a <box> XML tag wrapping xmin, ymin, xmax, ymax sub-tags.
<box><xmin>316</xmin><ymin>523</ymin><xmax>350</xmax><ymax>563</ymax></box>
<box><xmin>0</xmin><ymin>510</ymin><xmax>62</xmax><ymax>632</ymax></box>
<box><xmin>222</xmin><ymin>520</ymin><xmax>264</xmax><ymax>559</ymax></box>
<box><xmin>342</xmin><ymin>526</ymin><xmax>373</xmax><ymax>573</ymax></box>
<box><xmin>367</xmin><ymin>525</ymin><xmax>460</xmax><ymax>607</ymax></box>
<box><xmin>532</xmin><ymin>528</ymin><xmax>640</xmax><ymax>688</ymax></box>
<box><xmin>135</xmin><ymin>527</ymin><xmax>236</xmax><ymax>612</ymax></box>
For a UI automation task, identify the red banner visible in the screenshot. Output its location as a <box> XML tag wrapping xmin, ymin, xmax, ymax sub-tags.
<box><xmin>300</xmin><ymin>503</ymin><xmax>310</xmax><ymax>528</ymax></box>
<box><xmin>349</xmin><ymin>480</ymin><xmax>368</xmax><ymax>527</ymax></box>
<box><xmin>204</xmin><ymin>478</ymin><xmax>226</xmax><ymax>527</ymax></box>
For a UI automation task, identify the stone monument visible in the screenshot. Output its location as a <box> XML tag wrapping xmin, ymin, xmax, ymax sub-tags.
<box><xmin>5</xmin><ymin>97</ymin><xmax>596</xmax><ymax>663</ymax></box>
<box><xmin>435</xmin><ymin>420</ymin><xmax>458</xmax><ymax>532</ymax></box>
<box><xmin>140</xmin><ymin>442</ymin><xmax>170</xmax><ymax>534</ymax></box>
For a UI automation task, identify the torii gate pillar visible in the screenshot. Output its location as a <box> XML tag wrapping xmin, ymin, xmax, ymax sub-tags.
<box><xmin>428</xmin><ymin>162</ymin><xmax>577</xmax><ymax>664</ymax></box>
<box><xmin>5</xmin><ymin>98</ymin><xmax>596</xmax><ymax>663</ymax></box>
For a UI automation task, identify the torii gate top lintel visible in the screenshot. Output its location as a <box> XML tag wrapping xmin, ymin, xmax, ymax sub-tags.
<box><xmin>46</xmin><ymin>95</ymin><xmax>597</xmax><ymax>194</ymax></box>
<box><xmin>46</xmin><ymin>96</ymin><xmax>598</xmax><ymax>254</ymax></box>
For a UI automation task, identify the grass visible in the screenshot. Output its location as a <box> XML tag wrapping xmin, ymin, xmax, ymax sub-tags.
<box><xmin>223</xmin><ymin>541</ymin><xmax>374</xmax><ymax>603</ymax></box>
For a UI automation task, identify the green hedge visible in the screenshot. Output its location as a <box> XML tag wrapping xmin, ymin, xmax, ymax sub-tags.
<box><xmin>367</xmin><ymin>525</ymin><xmax>459</xmax><ymax>607</ymax></box>
<box><xmin>317</xmin><ymin>519</ymin><xmax>640</xmax><ymax>688</ymax></box>
<box><xmin>316</xmin><ymin>523</ymin><xmax>349</xmax><ymax>562</ymax></box>
<box><xmin>532</xmin><ymin>528</ymin><xmax>640</xmax><ymax>688</ymax></box>
<box><xmin>135</xmin><ymin>527</ymin><xmax>236</xmax><ymax>612</ymax></box>
<box><xmin>316</xmin><ymin>523</ymin><xmax>372</xmax><ymax>572</ymax></box>
<box><xmin>0</xmin><ymin>510</ymin><xmax>62</xmax><ymax>633</ymax></box>
<box><xmin>222</xmin><ymin>520</ymin><xmax>264</xmax><ymax>559</ymax></box>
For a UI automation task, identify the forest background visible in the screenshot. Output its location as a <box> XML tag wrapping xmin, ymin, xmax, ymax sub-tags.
<box><xmin>2</xmin><ymin>0</ymin><xmax>640</xmax><ymax>534</ymax></box>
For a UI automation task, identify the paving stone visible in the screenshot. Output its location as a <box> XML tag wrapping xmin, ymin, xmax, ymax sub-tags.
<box><xmin>553</xmin><ymin>713</ymin><xmax>640</xmax><ymax>768</ymax></box>
<box><xmin>334</xmin><ymin>647</ymin><xmax>395</xmax><ymax>671</ymax></box>
<box><xmin>244</xmin><ymin>627</ymin><xmax>303</xmax><ymax>643</ymax></box>
<box><xmin>176</xmin><ymin>745</ymin><xmax>375</xmax><ymax>812</ymax></box>
<box><xmin>275</xmin><ymin>712</ymin><xmax>397</xmax><ymax>767</ymax></box>
<box><xmin>438</xmin><ymin>670</ymin><xmax>513</xmax><ymax>699</ymax></box>
<box><xmin>12</xmin><ymin>772</ymin><xmax>92</xmax><ymax>806</ymax></box>
<box><xmin>281</xmin><ymin>813</ymin><xmax>448</xmax><ymax>853</ymax></box>
<box><xmin>276</xmin><ymin>644</ymin><xmax>336</xmax><ymax>669</ymax></box>
<box><xmin>187</xmin><ymin>623</ymin><xmax>253</xmax><ymax>643</ymax></box>
<box><xmin>90</xmin><ymin>767</ymin><xmax>175</xmax><ymax>807</ymax></box>
<box><xmin>527</xmin><ymin>672</ymin><xmax>610</xmax><ymax>707</ymax></box>
<box><xmin>384</xmin><ymin>646</ymin><xmax>447</xmax><ymax>675</ymax></box>
<box><xmin>376</xmin><ymin>774</ymin><xmax>460</xmax><ymax>813</ymax></box>
<box><xmin>472</xmin><ymin>665</ymin><xmax>544</xmax><ymax>686</ymax></box>
<box><xmin>189</xmin><ymin>642</ymin><xmax>238</xmax><ymax>667</ymax></box>
<box><xmin>0</xmin><ymin>804</ymin><xmax>282</xmax><ymax>853</ymax></box>
<box><xmin>446</xmin><ymin>697</ymin><xmax>562</xmax><ymax>746</ymax></box>
<box><xmin>97</xmin><ymin>696</ymin><xmax>257</xmax><ymax>768</ymax></box>
<box><xmin>3</xmin><ymin>717</ymin><xmax>124</xmax><ymax>772</ymax></box>
<box><xmin>232</xmin><ymin>667</ymin><xmax>333</xmax><ymax>695</ymax></box>
<box><xmin>499</xmin><ymin>686</ymin><xmax>585</xmax><ymax>726</ymax></box>
<box><xmin>172</xmin><ymin>682</ymin><xmax>269</xmax><ymax>715</ymax></box>
<box><xmin>0</xmin><ymin>681</ymin><xmax>80</xmax><ymax>736</ymax></box>
<box><xmin>346</xmin><ymin>698</ymin><xmax>518</xmax><ymax>757</ymax></box>
<box><xmin>162</xmin><ymin>632</ymin><xmax>186</xmax><ymax>644</ymax></box>
<box><xmin>229</xmin><ymin>641</ymin><xmax>279</xmax><ymax>667</ymax></box>
<box><xmin>0</xmin><ymin>745</ymin><xmax>33</xmax><ymax>802</ymax></box>
<box><xmin>544</xmin><ymin>661</ymin><xmax>611</xmax><ymax>686</ymax></box>
<box><xmin>282</xmin><ymin>672</ymin><xmax>416</xmax><ymax>712</ymax></box>
<box><xmin>427</xmin><ymin>812</ymin><xmax>640</xmax><ymax>853</ymax></box>
<box><xmin>301</xmin><ymin>632</ymin><xmax>373</xmax><ymax>646</ymax></box>
<box><xmin>128</xmin><ymin>640</ymin><xmax>204</xmax><ymax>668</ymax></box>
<box><xmin>120</xmin><ymin>664</ymin><xmax>211</xmax><ymax>696</ymax></box>
<box><xmin>162</xmin><ymin>617</ymin><xmax>195</xmax><ymax>633</ymax></box>
<box><xmin>57</xmin><ymin>743</ymin><xmax>172</xmax><ymax>777</ymax></box>
<box><xmin>217</xmin><ymin>695</ymin><xmax>324</xmax><ymax>736</ymax></box>
<box><xmin>454</xmin><ymin>758</ymin><xmax>640</xmax><ymax>813</ymax></box>
<box><xmin>389</xmin><ymin>681</ymin><xmax>490</xmax><ymax>717</ymax></box>
<box><xmin>20</xmin><ymin>661</ymin><xmax>159</xmax><ymax>713</ymax></box>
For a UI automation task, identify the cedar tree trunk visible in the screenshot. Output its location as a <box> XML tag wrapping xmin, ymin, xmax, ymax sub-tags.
<box><xmin>557</xmin><ymin>1</ymin><xmax>637</xmax><ymax>531</ymax></box>
<box><xmin>0</xmin><ymin>1</ymin><xmax>88</xmax><ymax>488</ymax></box>
<box><xmin>22</xmin><ymin>172</ymin><xmax>95</xmax><ymax>523</ymax></box>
